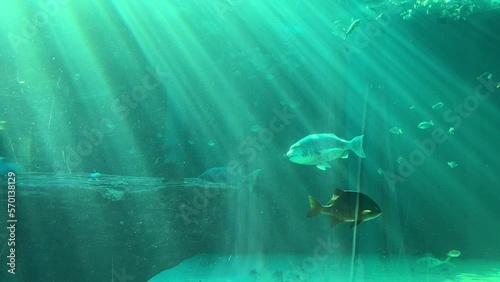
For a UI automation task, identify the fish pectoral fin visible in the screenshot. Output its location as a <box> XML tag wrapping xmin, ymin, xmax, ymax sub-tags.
<box><xmin>320</xmin><ymin>148</ymin><xmax>344</xmax><ymax>160</ymax></box>
<box><xmin>316</xmin><ymin>163</ymin><xmax>330</xmax><ymax>170</ymax></box>
<box><xmin>329</xmin><ymin>216</ymin><xmax>342</xmax><ymax>228</ymax></box>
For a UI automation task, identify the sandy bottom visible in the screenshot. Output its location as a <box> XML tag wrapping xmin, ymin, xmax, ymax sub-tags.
<box><xmin>150</xmin><ymin>253</ymin><xmax>500</xmax><ymax>282</ymax></box>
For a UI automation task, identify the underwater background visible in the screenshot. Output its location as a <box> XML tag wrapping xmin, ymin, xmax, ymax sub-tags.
<box><xmin>0</xmin><ymin>0</ymin><xmax>499</xmax><ymax>281</ymax></box>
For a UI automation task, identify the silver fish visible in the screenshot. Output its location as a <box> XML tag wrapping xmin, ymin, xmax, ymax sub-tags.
<box><xmin>286</xmin><ymin>133</ymin><xmax>365</xmax><ymax>170</ymax></box>
<box><xmin>432</xmin><ymin>102</ymin><xmax>444</xmax><ymax>109</ymax></box>
<box><xmin>477</xmin><ymin>71</ymin><xmax>493</xmax><ymax>80</ymax></box>
<box><xmin>414</xmin><ymin>256</ymin><xmax>452</xmax><ymax>270</ymax></box>
<box><xmin>345</xmin><ymin>19</ymin><xmax>361</xmax><ymax>37</ymax></box>
<box><xmin>417</xmin><ymin>120</ymin><xmax>434</xmax><ymax>129</ymax></box>
<box><xmin>389</xmin><ymin>127</ymin><xmax>403</xmax><ymax>135</ymax></box>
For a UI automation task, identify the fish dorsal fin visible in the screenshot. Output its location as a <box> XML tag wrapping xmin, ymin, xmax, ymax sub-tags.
<box><xmin>245</xmin><ymin>169</ymin><xmax>262</xmax><ymax>192</ymax></box>
<box><xmin>325</xmin><ymin>188</ymin><xmax>344</xmax><ymax>204</ymax></box>
<box><xmin>331</xmin><ymin>188</ymin><xmax>344</xmax><ymax>201</ymax></box>
<box><xmin>341</xmin><ymin>151</ymin><xmax>349</xmax><ymax>159</ymax></box>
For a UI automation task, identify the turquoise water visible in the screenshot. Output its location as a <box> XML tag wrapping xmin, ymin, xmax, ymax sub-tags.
<box><xmin>0</xmin><ymin>1</ymin><xmax>499</xmax><ymax>281</ymax></box>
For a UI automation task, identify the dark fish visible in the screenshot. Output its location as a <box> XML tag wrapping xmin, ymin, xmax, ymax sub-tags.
<box><xmin>307</xmin><ymin>188</ymin><xmax>381</xmax><ymax>228</ymax></box>
<box><xmin>198</xmin><ymin>167</ymin><xmax>261</xmax><ymax>192</ymax></box>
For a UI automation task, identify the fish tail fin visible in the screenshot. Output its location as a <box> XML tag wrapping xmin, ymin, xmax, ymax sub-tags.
<box><xmin>246</xmin><ymin>169</ymin><xmax>261</xmax><ymax>192</ymax></box>
<box><xmin>307</xmin><ymin>196</ymin><xmax>323</xmax><ymax>218</ymax></box>
<box><xmin>349</xmin><ymin>135</ymin><xmax>366</xmax><ymax>158</ymax></box>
